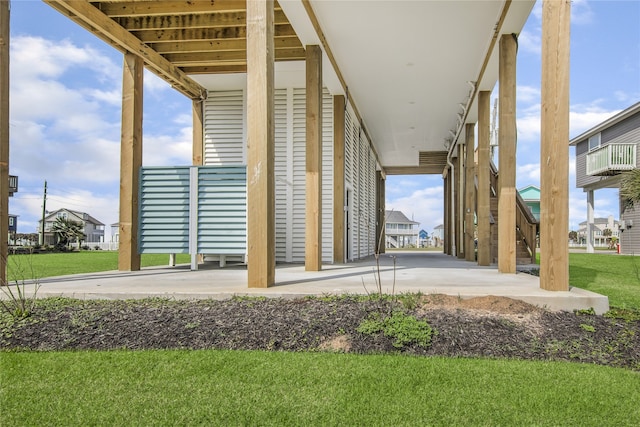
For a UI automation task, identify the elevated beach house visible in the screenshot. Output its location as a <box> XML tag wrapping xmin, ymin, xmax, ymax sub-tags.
<box><xmin>569</xmin><ymin>102</ymin><xmax>639</xmax><ymax>254</ymax></box>
<box><xmin>1</xmin><ymin>1</ymin><xmax>573</xmax><ymax>292</ymax></box>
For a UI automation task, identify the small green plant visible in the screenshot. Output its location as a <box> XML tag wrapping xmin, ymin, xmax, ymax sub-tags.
<box><xmin>357</xmin><ymin>310</ymin><xmax>435</xmax><ymax>349</ymax></box>
<box><xmin>579</xmin><ymin>323</ymin><xmax>596</xmax><ymax>333</ymax></box>
<box><xmin>575</xmin><ymin>307</ymin><xmax>596</xmax><ymax>316</ymax></box>
<box><xmin>0</xmin><ymin>255</ymin><xmax>41</xmax><ymax>319</ymax></box>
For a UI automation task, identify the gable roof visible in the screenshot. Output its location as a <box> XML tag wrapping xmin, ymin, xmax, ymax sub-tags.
<box><xmin>43</xmin><ymin>208</ymin><xmax>104</xmax><ymax>226</ymax></box>
<box><xmin>385</xmin><ymin>210</ymin><xmax>418</xmax><ymax>225</ymax></box>
<box><xmin>569</xmin><ymin>102</ymin><xmax>640</xmax><ymax>146</ymax></box>
<box><xmin>518</xmin><ymin>185</ymin><xmax>540</xmax><ymax>201</ymax></box>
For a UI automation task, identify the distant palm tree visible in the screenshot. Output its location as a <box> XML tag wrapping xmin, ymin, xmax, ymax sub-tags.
<box><xmin>51</xmin><ymin>217</ymin><xmax>85</xmax><ymax>250</ymax></box>
<box><xmin>620</xmin><ymin>169</ymin><xmax>640</xmax><ymax>208</ymax></box>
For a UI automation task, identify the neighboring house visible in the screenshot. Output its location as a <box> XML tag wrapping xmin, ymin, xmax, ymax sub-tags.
<box><xmin>577</xmin><ymin>216</ymin><xmax>620</xmax><ymax>247</ymax></box>
<box><xmin>518</xmin><ymin>185</ymin><xmax>540</xmax><ymax>221</ymax></box>
<box><xmin>569</xmin><ymin>102</ymin><xmax>639</xmax><ymax>254</ymax></box>
<box><xmin>39</xmin><ymin>208</ymin><xmax>105</xmax><ymax>246</ymax></box>
<box><xmin>418</xmin><ymin>229</ymin><xmax>431</xmax><ymax>247</ymax></box>
<box><xmin>385</xmin><ymin>211</ymin><xmax>419</xmax><ymax>248</ymax></box>
<box><xmin>432</xmin><ymin>224</ymin><xmax>445</xmax><ymax>247</ymax></box>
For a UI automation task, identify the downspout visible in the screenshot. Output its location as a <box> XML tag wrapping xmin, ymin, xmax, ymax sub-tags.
<box><xmin>445</xmin><ymin>81</ymin><xmax>476</xmax><ymax>257</ymax></box>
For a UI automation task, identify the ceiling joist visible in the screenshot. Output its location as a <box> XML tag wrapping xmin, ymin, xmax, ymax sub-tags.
<box><xmin>44</xmin><ymin>0</ymin><xmax>306</xmax><ymax>99</ymax></box>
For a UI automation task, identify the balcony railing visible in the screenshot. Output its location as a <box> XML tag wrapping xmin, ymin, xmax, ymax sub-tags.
<box><xmin>587</xmin><ymin>143</ymin><xmax>637</xmax><ymax>176</ymax></box>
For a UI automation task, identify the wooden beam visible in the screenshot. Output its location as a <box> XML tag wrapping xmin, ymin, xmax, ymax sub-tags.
<box><xmin>246</xmin><ymin>0</ymin><xmax>275</xmax><ymax>288</ymax></box>
<box><xmin>118</xmin><ymin>53</ymin><xmax>143</xmax><ymax>272</ymax></box>
<box><xmin>477</xmin><ymin>91</ymin><xmax>491</xmax><ymax>266</ymax></box>
<box><xmin>150</xmin><ymin>36</ymin><xmax>301</xmax><ymax>54</ymax></box>
<box><xmin>165</xmin><ymin>47</ymin><xmax>305</xmax><ymax>66</ymax></box>
<box><xmin>192</xmin><ymin>99</ymin><xmax>203</xmax><ymax>166</ymax></box>
<box><xmin>383</xmin><ymin>166</ymin><xmax>448</xmax><ymax>175</ymax></box>
<box><xmin>376</xmin><ymin>171</ymin><xmax>386</xmax><ymax>254</ymax></box>
<box><xmin>455</xmin><ymin>147</ymin><xmax>463</xmax><ymax>258</ymax></box>
<box><xmin>181</xmin><ymin>64</ymin><xmax>248</xmax><ymax>74</ymax></box>
<box><xmin>305</xmin><ymin>45</ymin><xmax>322</xmax><ymax>271</ymax></box>
<box><xmin>115</xmin><ymin>10</ymin><xmax>289</xmax><ymax>31</ymax></box>
<box><xmin>444</xmin><ymin>172</ymin><xmax>450</xmax><ymax>255</ymax></box>
<box><xmin>464</xmin><ymin>123</ymin><xmax>476</xmax><ymax>262</ymax></box>
<box><xmin>44</xmin><ymin>0</ymin><xmax>205</xmax><ymax>99</ymax></box>
<box><xmin>498</xmin><ymin>34</ymin><xmax>517</xmax><ymax>273</ymax></box>
<box><xmin>133</xmin><ymin>24</ymin><xmax>296</xmax><ymax>43</ymax></box>
<box><xmin>0</xmin><ymin>0</ymin><xmax>9</xmax><ymax>285</ymax></box>
<box><xmin>96</xmin><ymin>1</ymin><xmax>247</xmax><ymax>18</ymax></box>
<box><xmin>333</xmin><ymin>95</ymin><xmax>345</xmax><ymax>263</ymax></box>
<box><xmin>540</xmin><ymin>0</ymin><xmax>570</xmax><ymax>291</ymax></box>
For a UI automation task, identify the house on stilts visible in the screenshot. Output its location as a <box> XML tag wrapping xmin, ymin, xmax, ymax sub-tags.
<box><xmin>1</xmin><ymin>0</ymin><xmax>574</xmax><ymax>294</ymax></box>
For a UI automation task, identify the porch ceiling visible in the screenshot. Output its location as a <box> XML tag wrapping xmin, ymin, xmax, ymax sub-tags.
<box><xmin>45</xmin><ymin>0</ymin><xmax>535</xmax><ymax>174</ymax></box>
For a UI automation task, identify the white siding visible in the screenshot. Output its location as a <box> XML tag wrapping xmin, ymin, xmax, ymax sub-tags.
<box><xmin>203</xmin><ymin>91</ymin><xmax>245</xmax><ymax>165</ymax></box>
<box><xmin>204</xmin><ymin>87</ymin><xmax>336</xmax><ymax>264</ymax></box>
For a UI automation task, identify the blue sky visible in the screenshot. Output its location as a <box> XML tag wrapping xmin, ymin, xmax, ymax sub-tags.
<box><xmin>7</xmin><ymin>0</ymin><xmax>640</xmax><ymax>239</ymax></box>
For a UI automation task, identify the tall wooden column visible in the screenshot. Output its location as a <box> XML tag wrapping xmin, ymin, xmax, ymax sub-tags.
<box><xmin>192</xmin><ymin>100</ymin><xmax>204</xmax><ymax>166</ymax></box>
<box><xmin>498</xmin><ymin>34</ymin><xmax>517</xmax><ymax>273</ymax></box>
<box><xmin>333</xmin><ymin>95</ymin><xmax>345</xmax><ymax>263</ymax></box>
<box><xmin>305</xmin><ymin>45</ymin><xmax>322</xmax><ymax>271</ymax></box>
<box><xmin>464</xmin><ymin>124</ymin><xmax>476</xmax><ymax>262</ymax></box>
<box><xmin>443</xmin><ymin>171</ymin><xmax>450</xmax><ymax>255</ymax></box>
<box><xmin>246</xmin><ymin>0</ymin><xmax>275</xmax><ymax>287</ymax></box>
<box><xmin>118</xmin><ymin>53</ymin><xmax>143</xmax><ymax>271</ymax></box>
<box><xmin>0</xmin><ymin>1</ymin><xmax>9</xmax><ymax>284</ymax></box>
<box><xmin>540</xmin><ymin>0</ymin><xmax>570</xmax><ymax>291</ymax></box>
<box><xmin>455</xmin><ymin>146</ymin><xmax>463</xmax><ymax>258</ymax></box>
<box><xmin>376</xmin><ymin>171</ymin><xmax>385</xmax><ymax>254</ymax></box>
<box><xmin>477</xmin><ymin>91</ymin><xmax>491</xmax><ymax>266</ymax></box>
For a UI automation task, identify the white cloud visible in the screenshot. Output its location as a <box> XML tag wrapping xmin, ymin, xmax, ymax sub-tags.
<box><xmin>517</xmin><ymin>163</ymin><xmax>540</xmax><ymax>185</ymax></box>
<box><xmin>517</xmin><ymin>86</ymin><xmax>541</xmax><ymax>104</ymax></box>
<box><xmin>518</xmin><ymin>30</ymin><xmax>541</xmax><ymax>55</ymax></box>
<box><xmin>571</xmin><ymin>0</ymin><xmax>595</xmax><ymax>25</ymax></box>
<box><xmin>386</xmin><ymin>185</ymin><xmax>444</xmax><ymax>232</ymax></box>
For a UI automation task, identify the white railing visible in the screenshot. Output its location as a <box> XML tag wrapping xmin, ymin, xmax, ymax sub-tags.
<box><xmin>587</xmin><ymin>143</ymin><xmax>637</xmax><ymax>175</ymax></box>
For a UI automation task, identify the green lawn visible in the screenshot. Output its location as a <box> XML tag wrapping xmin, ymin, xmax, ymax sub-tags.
<box><xmin>7</xmin><ymin>252</ymin><xmax>191</xmax><ymax>282</ymax></box>
<box><xmin>567</xmin><ymin>253</ymin><xmax>640</xmax><ymax>308</ymax></box>
<box><xmin>2</xmin><ymin>350</ymin><xmax>639</xmax><ymax>426</ymax></box>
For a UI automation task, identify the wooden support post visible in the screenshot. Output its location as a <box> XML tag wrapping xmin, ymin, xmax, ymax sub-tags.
<box><xmin>455</xmin><ymin>146</ymin><xmax>464</xmax><ymax>258</ymax></box>
<box><xmin>376</xmin><ymin>171</ymin><xmax>385</xmax><ymax>254</ymax></box>
<box><xmin>464</xmin><ymin>124</ymin><xmax>476</xmax><ymax>262</ymax></box>
<box><xmin>498</xmin><ymin>34</ymin><xmax>517</xmax><ymax>273</ymax></box>
<box><xmin>540</xmin><ymin>0</ymin><xmax>570</xmax><ymax>291</ymax></box>
<box><xmin>477</xmin><ymin>91</ymin><xmax>491</xmax><ymax>266</ymax></box>
<box><xmin>118</xmin><ymin>53</ymin><xmax>143</xmax><ymax>271</ymax></box>
<box><xmin>443</xmin><ymin>171</ymin><xmax>450</xmax><ymax>255</ymax></box>
<box><xmin>192</xmin><ymin>99</ymin><xmax>204</xmax><ymax>166</ymax></box>
<box><xmin>246</xmin><ymin>0</ymin><xmax>275</xmax><ymax>287</ymax></box>
<box><xmin>333</xmin><ymin>95</ymin><xmax>345</xmax><ymax>263</ymax></box>
<box><xmin>305</xmin><ymin>45</ymin><xmax>322</xmax><ymax>271</ymax></box>
<box><xmin>0</xmin><ymin>0</ymin><xmax>9</xmax><ymax>284</ymax></box>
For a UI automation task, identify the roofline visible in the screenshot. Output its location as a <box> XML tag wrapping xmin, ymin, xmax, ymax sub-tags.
<box><xmin>569</xmin><ymin>101</ymin><xmax>640</xmax><ymax>146</ymax></box>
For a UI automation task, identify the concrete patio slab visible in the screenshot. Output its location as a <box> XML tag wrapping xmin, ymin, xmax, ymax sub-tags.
<box><xmin>6</xmin><ymin>251</ymin><xmax>609</xmax><ymax>314</ymax></box>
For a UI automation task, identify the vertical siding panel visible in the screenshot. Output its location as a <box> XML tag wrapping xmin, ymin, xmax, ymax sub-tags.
<box><xmin>322</xmin><ymin>89</ymin><xmax>334</xmax><ymax>263</ymax></box>
<box><xmin>203</xmin><ymin>91</ymin><xmax>244</xmax><ymax>165</ymax></box>
<box><xmin>274</xmin><ymin>89</ymin><xmax>288</xmax><ymax>262</ymax></box>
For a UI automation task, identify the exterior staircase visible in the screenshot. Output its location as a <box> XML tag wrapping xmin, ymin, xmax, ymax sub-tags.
<box><xmin>488</xmin><ymin>162</ymin><xmax>538</xmax><ymax>265</ymax></box>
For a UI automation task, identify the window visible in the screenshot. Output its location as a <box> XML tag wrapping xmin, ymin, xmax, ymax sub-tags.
<box><xmin>588</xmin><ymin>133</ymin><xmax>601</xmax><ymax>151</ymax></box>
<box><xmin>57</xmin><ymin>211</ymin><xmax>68</xmax><ymax>220</ymax></box>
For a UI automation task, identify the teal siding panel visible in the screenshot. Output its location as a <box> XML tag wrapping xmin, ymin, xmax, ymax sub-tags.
<box><xmin>197</xmin><ymin>166</ymin><xmax>247</xmax><ymax>253</ymax></box>
<box><xmin>139</xmin><ymin>167</ymin><xmax>191</xmax><ymax>253</ymax></box>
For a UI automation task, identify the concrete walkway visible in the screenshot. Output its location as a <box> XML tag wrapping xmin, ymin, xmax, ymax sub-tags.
<box><xmin>16</xmin><ymin>251</ymin><xmax>610</xmax><ymax>314</ymax></box>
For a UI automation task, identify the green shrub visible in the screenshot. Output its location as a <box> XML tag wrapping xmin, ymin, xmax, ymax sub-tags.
<box><xmin>358</xmin><ymin>310</ymin><xmax>434</xmax><ymax>349</ymax></box>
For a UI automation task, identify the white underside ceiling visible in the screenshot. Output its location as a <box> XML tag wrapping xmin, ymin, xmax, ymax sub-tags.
<box><xmin>193</xmin><ymin>0</ymin><xmax>535</xmax><ymax>172</ymax></box>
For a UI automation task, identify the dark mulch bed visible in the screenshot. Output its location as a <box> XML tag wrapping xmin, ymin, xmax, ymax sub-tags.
<box><xmin>2</xmin><ymin>295</ymin><xmax>639</xmax><ymax>370</ymax></box>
